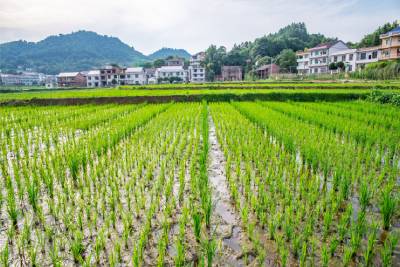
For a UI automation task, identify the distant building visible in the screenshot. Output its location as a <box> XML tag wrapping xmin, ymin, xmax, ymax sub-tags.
<box><xmin>0</xmin><ymin>72</ymin><xmax>43</xmax><ymax>86</ymax></box>
<box><xmin>255</xmin><ymin>64</ymin><xmax>280</xmax><ymax>79</ymax></box>
<box><xmin>308</xmin><ymin>41</ymin><xmax>349</xmax><ymax>74</ymax></box>
<box><xmin>99</xmin><ymin>65</ymin><xmax>125</xmax><ymax>86</ymax></box>
<box><xmin>155</xmin><ymin>66</ymin><xmax>188</xmax><ymax>82</ymax></box>
<box><xmin>329</xmin><ymin>49</ymin><xmax>357</xmax><ymax>72</ymax></box>
<box><xmin>57</xmin><ymin>72</ymin><xmax>87</xmax><ymax>87</ymax></box>
<box><xmin>379</xmin><ymin>26</ymin><xmax>400</xmax><ymax>61</ymax></box>
<box><xmin>355</xmin><ymin>46</ymin><xmax>380</xmax><ymax>70</ymax></box>
<box><xmin>221</xmin><ymin>66</ymin><xmax>243</xmax><ymax>81</ymax></box>
<box><xmin>86</xmin><ymin>70</ymin><xmax>101</xmax><ymax>87</ymax></box>
<box><xmin>45</xmin><ymin>75</ymin><xmax>58</xmax><ymax>88</ymax></box>
<box><xmin>296</xmin><ymin>51</ymin><xmax>310</xmax><ymax>74</ymax></box>
<box><xmin>125</xmin><ymin>67</ymin><xmax>146</xmax><ymax>85</ymax></box>
<box><xmin>189</xmin><ymin>52</ymin><xmax>206</xmax><ymax>83</ymax></box>
<box><xmin>166</xmin><ymin>57</ymin><xmax>185</xmax><ymax>67</ymax></box>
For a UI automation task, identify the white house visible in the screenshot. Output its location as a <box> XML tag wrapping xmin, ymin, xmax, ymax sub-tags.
<box><xmin>355</xmin><ymin>46</ymin><xmax>380</xmax><ymax>70</ymax></box>
<box><xmin>155</xmin><ymin>66</ymin><xmax>188</xmax><ymax>83</ymax></box>
<box><xmin>86</xmin><ymin>70</ymin><xmax>101</xmax><ymax>87</ymax></box>
<box><xmin>329</xmin><ymin>49</ymin><xmax>357</xmax><ymax>72</ymax></box>
<box><xmin>189</xmin><ymin>52</ymin><xmax>206</xmax><ymax>83</ymax></box>
<box><xmin>125</xmin><ymin>67</ymin><xmax>146</xmax><ymax>85</ymax></box>
<box><xmin>309</xmin><ymin>41</ymin><xmax>349</xmax><ymax>74</ymax></box>
<box><xmin>296</xmin><ymin>51</ymin><xmax>310</xmax><ymax>75</ymax></box>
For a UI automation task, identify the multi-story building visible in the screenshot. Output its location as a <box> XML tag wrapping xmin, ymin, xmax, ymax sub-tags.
<box><xmin>308</xmin><ymin>41</ymin><xmax>349</xmax><ymax>74</ymax></box>
<box><xmin>296</xmin><ymin>51</ymin><xmax>310</xmax><ymax>74</ymax></box>
<box><xmin>221</xmin><ymin>66</ymin><xmax>243</xmax><ymax>81</ymax></box>
<box><xmin>0</xmin><ymin>72</ymin><xmax>43</xmax><ymax>86</ymax></box>
<box><xmin>125</xmin><ymin>67</ymin><xmax>146</xmax><ymax>85</ymax></box>
<box><xmin>155</xmin><ymin>66</ymin><xmax>188</xmax><ymax>82</ymax></box>
<box><xmin>189</xmin><ymin>52</ymin><xmax>206</xmax><ymax>83</ymax></box>
<box><xmin>99</xmin><ymin>65</ymin><xmax>125</xmax><ymax>86</ymax></box>
<box><xmin>379</xmin><ymin>26</ymin><xmax>400</xmax><ymax>61</ymax></box>
<box><xmin>57</xmin><ymin>72</ymin><xmax>87</xmax><ymax>87</ymax></box>
<box><xmin>329</xmin><ymin>49</ymin><xmax>357</xmax><ymax>72</ymax></box>
<box><xmin>355</xmin><ymin>46</ymin><xmax>380</xmax><ymax>70</ymax></box>
<box><xmin>86</xmin><ymin>70</ymin><xmax>101</xmax><ymax>87</ymax></box>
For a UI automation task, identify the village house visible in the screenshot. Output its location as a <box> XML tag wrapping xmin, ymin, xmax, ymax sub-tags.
<box><xmin>57</xmin><ymin>72</ymin><xmax>86</xmax><ymax>87</ymax></box>
<box><xmin>125</xmin><ymin>67</ymin><xmax>146</xmax><ymax>85</ymax></box>
<box><xmin>99</xmin><ymin>65</ymin><xmax>125</xmax><ymax>86</ymax></box>
<box><xmin>144</xmin><ymin>68</ymin><xmax>157</xmax><ymax>84</ymax></box>
<box><xmin>86</xmin><ymin>70</ymin><xmax>101</xmax><ymax>87</ymax></box>
<box><xmin>329</xmin><ymin>49</ymin><xmax>357</xmax><ymax>72</ymax></box>
<box><xmin>189</xmin><ymin>52</ymin><xmax>206</xmax><ymax>83</ymax></box>
<box><xmin>308</xmin><ymin>41</ymin><xmax>349</xmax><ymax>74</ymax></box>
<box><xmin>296</xmin><ymin>51</ymin><xmax>310</xmax><ymax>75</ymax></box>
<box><xmin>155</xmin><ymin>66</ymin><xmax>188</xmax><ymax>82</ymax></box>
<box><xmin>379</xmin><ymin>26</ymin><xmax>400</xmax><ymax>61</ymax></box>
<box><xmin>355</xmin><ymin>46</ymin><xmax>380</xmax><ymax>70</ymax></box>
<box><xmin>255</xmin><ymin>64</ymin><xmax>280</xmax><ymax>79</ymax></box>
<box><xmin>221</xmin><ymin>66</ymin><xmax>243</xmax><ymax>81</ymax></box>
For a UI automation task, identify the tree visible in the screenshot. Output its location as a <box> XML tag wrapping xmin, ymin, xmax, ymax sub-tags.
<box><xmin>153</xmin><ymin>59</ymin><xmax>166</xmax><ymax>68</ymax></box>
<box><xmin>336</xmin><ymin>62</ymin><xmax>345</xmax><ymax>71</ymax></box>
<box><xmin>329</xmin><ymin>62</ymin><xmax>338</xmax><ymax>70</ymax></box>
<box><xmin>276</xmin><ymin>49</ymin><xmax>297</xmax><ymax>72</ymax></box>
<box><xmin>204</xmin><ymin>45</ymin><xmax>227</xmax><ymax>81</ymax></box>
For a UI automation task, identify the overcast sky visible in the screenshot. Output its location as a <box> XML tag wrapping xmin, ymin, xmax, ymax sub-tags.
<box><xmin>0</xmin><ymin>0</ymin><xmax>399</xmax><ymax>54</ymax></box>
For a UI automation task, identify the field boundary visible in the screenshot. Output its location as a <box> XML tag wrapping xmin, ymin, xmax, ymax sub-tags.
<box><xmin>0</xmin><ymin>92</ymin><xmax>369</xmax><ymax>106</ymax></box>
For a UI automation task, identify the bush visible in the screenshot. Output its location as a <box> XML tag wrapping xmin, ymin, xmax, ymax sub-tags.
<box><xmin>367</xmin><ymin>90</ymin><xmax>400</xmax><ymax>106</ymax></box>
<box><xmin>350</xmin><ymin>60</ymin><xmax>400</xmax><ymax>80</ymax></box>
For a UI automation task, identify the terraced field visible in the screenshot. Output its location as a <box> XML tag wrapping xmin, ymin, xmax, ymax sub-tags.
<box><xmin>0</xmin><ymin>100</ymin><xmax>398</xmax><ymax>266</ymax></box>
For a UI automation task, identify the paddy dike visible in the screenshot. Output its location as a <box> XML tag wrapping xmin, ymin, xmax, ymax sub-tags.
<box><xmin>0</xmin><ymin>91</ymin><xmax>369</xmax><ymax>106</ymax></box>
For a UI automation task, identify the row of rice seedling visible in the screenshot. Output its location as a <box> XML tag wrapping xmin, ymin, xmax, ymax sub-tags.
<box><xmin>222</xmin><ymin>101</ymin><xmax>398</xmax><ymax>266</ymax></box>
<box><xmin>258</xmin><ymin>101</ymin><xmax>400</xmax><ymax>154</ymax></box>
<box><xmin>292</xmin><ymin>101</ymin><xmax>400</xmax><ymax>131</ymax></box>
<box><xmin>0</xmin><ymin>103</ymin><xmax>218</xmax><ymax>265</ymax></box>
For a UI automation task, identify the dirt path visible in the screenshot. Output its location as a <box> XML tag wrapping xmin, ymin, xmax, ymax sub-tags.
<box><xmin>208</xmin><ymin>115</ymin><xmax>256</xmax><ymax>266</ymax></box>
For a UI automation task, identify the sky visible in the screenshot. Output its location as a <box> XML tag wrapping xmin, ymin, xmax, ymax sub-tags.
<box><xmin>0</xmin><ymin>0</ymin><xmax>399</xmax><ymax>55</ymax></box>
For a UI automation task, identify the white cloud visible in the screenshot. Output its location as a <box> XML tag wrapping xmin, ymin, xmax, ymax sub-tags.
<box><xmin>0</xmin><ymin>0</ymin><xmax>398</xmax><ymax>54</ymax></box>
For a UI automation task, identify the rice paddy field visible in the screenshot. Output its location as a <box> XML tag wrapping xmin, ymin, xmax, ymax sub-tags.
<box><xmin>0</xmin><ymin>85</ymin><xmax>399</xmax><ymax>266</ymax></box>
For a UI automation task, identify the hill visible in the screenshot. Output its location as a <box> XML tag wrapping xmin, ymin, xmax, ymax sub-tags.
<box><xmin>0</xmin><ymin>31</ymin><xmax>149</xmax><ymax>74</ymax></box>
<box><xmin>148</xmin><ymin>48</ymin><xmax>191</xmax><ymax>60</ymax></box>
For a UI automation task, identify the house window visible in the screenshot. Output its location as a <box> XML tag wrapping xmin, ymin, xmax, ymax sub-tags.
<box><xmin>135</xmin><ymin>74</ymin><xmax>138</xmax><ymax>78</ymax></box>
<box><xmin>334</xmin><ymin>56</ymin><xmax>337</xmax><ymax>62</ymax></box>
<box><xmin>95</xmin><ymin>76</ymin><xmax>99</xmax><ymax>80</ymax></box>
<box><xmin>127</xmin><ymin>75</ymin><xmax>131</xmax><ymax>78</ymax></box>
<box><xmin>114</xmin><ymin>75</ymin><xmax>117</xmax><ymax>79</ymax></box>
<box><xmin>360</xmin><ymin>53</ymin><xmax>366</xmax><ymax>60</ymax></box>
<box><xmin>107</xmin><ymin>75</ymin><xmax>111</xmax><ymax>79</ymax></box>
<box><xmin>88</xmin><ymin>76</ymin><xmax>92</xmax><ymax>80</ymax></box>
<box><xmin>372</xmin><ymin>51</ymin><xmax>377</xmax><ymax>58</ymax></box>
<box><xmin>349</xmin><ymin>54</ymin><xmax>353</xmax><ymax>61</ymax></box>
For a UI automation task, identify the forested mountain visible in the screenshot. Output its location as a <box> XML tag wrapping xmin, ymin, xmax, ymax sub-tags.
<box><xmin>0</xmin><ymin>31</ymin><xmax>190</xmax><ymax>74</ymax></box>
<box><xmin>148</xmin><ymin>48</ymin><xmax>191</xmax><ymax>60</ymax></box>
<box><xmin>204</xmin><ymin>22</ymin><xmax>335</xmax><ymax>80</ymax></box>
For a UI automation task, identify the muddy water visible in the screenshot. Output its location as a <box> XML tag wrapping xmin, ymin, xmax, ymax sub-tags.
<box><xmin>208</xmin><ymin>116</ymin><xmax>255</xmax><ymax>266</ymax></box>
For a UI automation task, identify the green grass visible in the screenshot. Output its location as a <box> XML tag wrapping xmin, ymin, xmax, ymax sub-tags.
<box><xmin>1</xmin><ymin>87</ymin><xmax>400</xmax><ymax>102</ymax></box>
